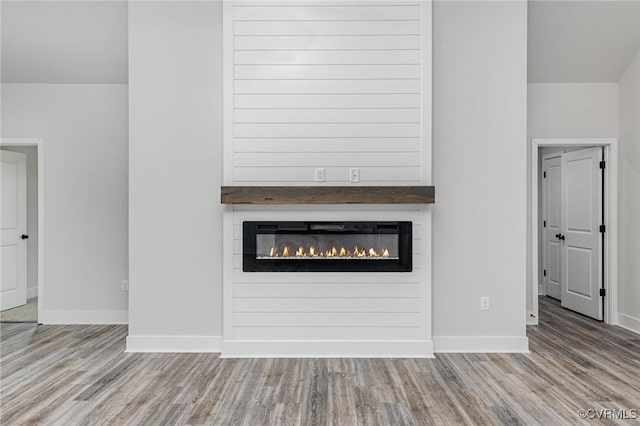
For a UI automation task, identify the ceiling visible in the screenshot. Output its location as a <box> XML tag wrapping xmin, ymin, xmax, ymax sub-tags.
<box><xmin>528</xmin><ymin>0</ymin><xmax>640</xmax><ymax>83</ymax></box>
<box><xmin>1</xmin><ymin>1</ymin><xmax>128</xmax><ymax>84</ymax></box>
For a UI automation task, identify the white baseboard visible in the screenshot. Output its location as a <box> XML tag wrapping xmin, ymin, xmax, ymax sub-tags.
<box><xmin>617</xmin><ymin>313</ymin><xmax>640</xmax><ymax>335</ymax></box>
<box><xmin>126</xmin><ymin>335</ymin><xmax>223</xmax><ymax>353</ymax></box>
<box><xmin>221</xmin><ymin>340</ymin><xmax>434</xmax><ymax>358</ymax></box>
<box><xmin>27</xmin><ymin>287</ymin><xmax>38</xmax><ymax>299</ymax></box>
<box><xmin>124</xmin><ymin>336</ymin><xmax>532</xmax><ymax>355</ymax></box>
<box><xmin>433</xmin><ymin>336</ymin><xmax>529</xmax><ymax>353</ymax></box>
<box><xmin>40</xmin><ymin>310</ymin><xmax>128</xmax><ymax>325</ymax></box>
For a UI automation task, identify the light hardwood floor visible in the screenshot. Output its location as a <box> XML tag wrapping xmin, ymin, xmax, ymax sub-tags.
<box><xmin>0</xmin><ymin>297</ymin><xmax>38</xmax><ymax>323</ymax></box>
<box><xmin>1</xmin><ymin>297</ymin><xmax>639</xmax><ymax>425</ymax></box>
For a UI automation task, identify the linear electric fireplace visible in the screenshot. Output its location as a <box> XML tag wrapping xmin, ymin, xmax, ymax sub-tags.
<box><xmin>243</xmin><ymin>221</ymin><xmax>412</xmax><ymax>272</ymax></box>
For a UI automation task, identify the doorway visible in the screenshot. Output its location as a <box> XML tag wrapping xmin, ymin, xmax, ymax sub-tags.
<box><xmin>531</xmin><ymin>138</ymin><xmax>618</xmax><ymax>325</ymax></box>
<box><xmin>0</xmin><ymin>139</ymin><xmax>44</xmax><ymax>323</ymax></box>
<box><xmin>541</xmin><ymin>146</ymin><xmax>604</xmax><ymax>320</ymax></box>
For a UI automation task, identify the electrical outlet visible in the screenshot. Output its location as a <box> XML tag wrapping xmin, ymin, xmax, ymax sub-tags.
<box><xmin>350</xmin><ymin>168</ymin><xmax>360</xmax><ymax>183</ymax></box>
<box><xmin>480</xmin><ymin>296</ymin><xmax>490</xmax><ymax>311</ymax></box>
<box><xmin>121</xmin><ymin>280</ymin><xmax>129</xmax><ymax>291</ymax></box>
<box><xmin>315</xmin><ymin>168</ymin><xmax>325</xmax><ymax>182</ymax></box>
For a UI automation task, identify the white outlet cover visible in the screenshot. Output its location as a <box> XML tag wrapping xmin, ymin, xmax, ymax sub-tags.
<box><xmin>350</xmin><ymin>168</ymin><xmax>360</xmax><ymax>183</ymax></box>
<box><xmin>480</xmin><ymin>297</ymin><xmax>490</xmax><ymax>310</ymax></box>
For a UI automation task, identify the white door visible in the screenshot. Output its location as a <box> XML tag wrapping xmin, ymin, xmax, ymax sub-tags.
<box><xmin>1</xmin><ymin>150</ymin><xmax>28</xmax><ymax>311</ymax></box>
<box><xmin>542</xmin><ymin>154</ymin><xmax>562</xmax><ymax>300</ymax></box>
<box><xmin>560</xmin><ymin>147</ymin><xmax>603</xmax><ymax>320</ymax></box>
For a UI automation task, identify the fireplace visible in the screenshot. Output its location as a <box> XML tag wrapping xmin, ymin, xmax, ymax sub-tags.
<box><xmin>243</xmin><ymin>221</ymin><xmax>412</xmax><ymax>272</ymax></box>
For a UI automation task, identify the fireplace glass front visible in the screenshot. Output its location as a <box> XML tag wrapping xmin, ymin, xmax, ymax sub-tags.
<box><xmin>243</xmin><ymin>221</ymin><xmax>412</xmax><ymax>272</ymax></box>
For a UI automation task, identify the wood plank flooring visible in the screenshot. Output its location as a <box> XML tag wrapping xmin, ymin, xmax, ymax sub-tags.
<box><xmin>0</xmin><ymin>297</ymin><xmax>38</xmax><ymax>323</ymax></box>
<box><xmin>2</xmin><ymin>297</ymin><xmax>639</xmax><ymax>425</ymax></box>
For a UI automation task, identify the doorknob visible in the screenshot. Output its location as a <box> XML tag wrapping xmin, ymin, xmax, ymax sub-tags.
<box><xmin>555</xmin><ymin>233</ymin><xmax>561</xmax><ymax>239</ymax></box>
<box><xmin>559</xmin><ymin>234</ymin><xmax>565</xmax><ymax>241</ymax></box>
<box><xmin>21</xmin><ymin>234</ymin><xmax>29</xmax><ymax>240</ymax></box>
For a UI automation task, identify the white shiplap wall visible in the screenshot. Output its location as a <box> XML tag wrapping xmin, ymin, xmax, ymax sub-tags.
<box><xmin>226</xmin><ymin>1</ymin><xmax>425</xmax><ymax>184</ymax></box>
<box><xmin>223</xmin><ymin>207</ymin><xmax>431</xmax><ymax>357</ymax></box>
<box><xmin>222</xmin><ymin>1</ymin><xmax>432</xmax><ymax>357</ymax></box>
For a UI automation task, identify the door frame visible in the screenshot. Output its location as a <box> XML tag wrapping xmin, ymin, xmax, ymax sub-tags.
<box><xmin>531</xmin><ymin>138</ymin><xmax>618</xmax><ymax>325</ymax></box>
<box><xmin>1</xmin><ymin>138</ymin><xmax>44</xmax><ymax>323</ymax></box>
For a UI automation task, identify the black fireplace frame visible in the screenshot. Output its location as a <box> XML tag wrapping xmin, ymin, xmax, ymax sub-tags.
<box><xmin>243</xmin><ymin>221</ymin><xmax>412</xmax><ymax>272</ymax></box>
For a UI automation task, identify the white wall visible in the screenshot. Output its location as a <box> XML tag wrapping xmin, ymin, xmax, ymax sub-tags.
<box><xmin>0</xmin><ymin>145</ymin><xmax>37</xmax><ymax>298</ymax></box>
<box><xmin>1</xmin><ymin>84</ymin><xmax>128</xmax><ymax>323</ymax></box>
<box><xmin>528</xmin><ymin>83</ymin><xmax>619</xmax><ymax>138</ymax></box>
<box><xmin>1</xmin><ymin>0</ymin><xmax>128</xmax><ymax>84</ymax></box>
<box><xmin>432</xmin><ymin>1</ymin><xmax>528</xmax><ymax>350</ymax></box>
<box><xmin>527</xmin><ymin>83</ymin><xmax>619</xmax><ymax>318</ymax></box>
<box><xmin>618</xmin><ymin>50</ymin><xmax>640</xmax><ymax>333</ymax></box>
<box><xmin>127</xmin><ymin>1</ymin><xmax>223</xmax><ymax>343</ymax></box>
<box><xmin>128</xmin><ymin>1</ymin><xmax>529</xmax><ymax>352</ymax></box>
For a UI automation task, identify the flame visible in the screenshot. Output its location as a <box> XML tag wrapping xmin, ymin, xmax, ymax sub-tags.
<box><xmin>267</xmin><ymin>245</ymin><xmax>393</xmax><ymax>259</ymax></box>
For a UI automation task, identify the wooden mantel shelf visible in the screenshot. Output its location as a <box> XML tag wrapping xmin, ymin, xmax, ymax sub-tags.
<box><xmin>221</xmin><ymin>186</ymin><xmax>435</xmax><ymax>205</ymax></box>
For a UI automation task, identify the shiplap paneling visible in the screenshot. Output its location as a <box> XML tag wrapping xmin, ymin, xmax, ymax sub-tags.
<box><xmin>235</xmin><ymin>108</ymin><xmax>420</xmax><ymax>123</ymax></box>
<box><xmin>234</xmin><ymin>312</ymin><xmax>421</xmax><ymax>327</ymax></box>
<box><xmin>234</xmin><ymin>138</ymin><xmax>421</xmax><ymax>153</ymax></box>
<box><xmin>235</xmin><ymin>123</ymin><xmax>421</xmax><ymax>138</ymax></box>
<box><xmin>235</xmin><ymin>94</ymin><xmax>420</xmax><ymax>109</ymax></box>
<box><xmin>224</xmin><ymin>2</ymin><xmax>431</xmax><ymax>352</ymax></box>
<box><xmin>233</xmin><ymin>5</ymin><xmax>421</xmax><ymax>21</ymax></box>
<box><xmin>234</xmin><ymin>298</ymin><xmax>421</xmax><ymax>313</ymax></box>
<box><xmin>234</xmin><ymin>35</ymin><xmax>421</xmax><ymax>50</ymax></box>
<box><xmin>234</xmin><ymin>152</ymin><xmax>420</xmax><ymax>166</ymax></box>
<box><xmin>234</xmin><ymin>50</ymin><xmax>421</xmax><ymax>65</ymax></box>
<box><xmin>235</xmin><ymin>79</ymin><xmax>421</xmax><ymax>94</ymax></box>
<box><xmin>234</xmin><ymin>79</ymin><xmax>420</xmax><ymax>93</ymax></box>
<box><xmin>233</xmin><ymin>326</ymin><xmax>421</xmax><ymax>340</ymax></box>
<box><xmin>233</xmin><ymin>269</ymin><xmax>423</xmax><ymax>284</ymax></box>
<box><xmin>230</xmin><ymin>2</ymin><xmax>423</xmax><ymax>185</ymax></box>
<box><xmin>233</xmin><ymin>166</ymin><xmax>421</xmax><ymax>183</ymax></box>
<box><xmin>234</xmin><ymin>283</ymin><xmax>422</xmax><ymax>298</ymax></box>
<box><xmin>230</xmin><ymin>208</ymin><xmax>425</xmax><ymax>339</ymax></box>
<box><xmin>233</xmin><ymin>20</ymin><xmax>421</xmax><ymax>36</ymax></box>
<box><xmin>235</xmin><ymin>64</ymin><xmax>420</xmax><ymax>79</ymax></box>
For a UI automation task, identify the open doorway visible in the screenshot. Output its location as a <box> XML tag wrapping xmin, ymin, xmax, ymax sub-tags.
<box><xmin>1</xmin><ymin>139</ymin><xmax>43</xmax><ymax>323</ymax></box>
<box><xmin>541</xmin><ymin>146</ymin><xmax>604</xmax><ymax>320</ymax></box>
<box><xmin>531</xmin><ymin>138</ymin><xmax>619</xmax><ymax>325</ymax></box>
